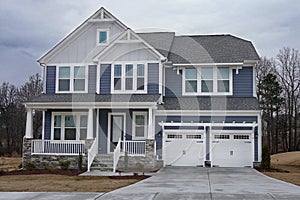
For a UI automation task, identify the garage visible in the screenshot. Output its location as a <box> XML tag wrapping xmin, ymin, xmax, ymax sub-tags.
<box><xmin>211</xmin><ymin>132</ymin><xmax>253</xmax><ymax>167</ymax></box>
<box><xmin>163</xmin><ymin>131</ymin><xmax>205</xmax><ymax>166</ymax></box>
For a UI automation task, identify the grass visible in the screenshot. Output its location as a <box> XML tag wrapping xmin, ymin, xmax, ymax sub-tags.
<box><xmin>262</xmin><ymin>151</ymin><xmax>300</xmax><ymax>186</ymax></box>
<box><xmin>0</xmin><ymin>156</ymin><xmax>146</xmax><ymax>192</ymax></box>
<box><xmin>0</xmin><ymin>175</ymin><xmax>142</xmax><ymax>192</ymax></box>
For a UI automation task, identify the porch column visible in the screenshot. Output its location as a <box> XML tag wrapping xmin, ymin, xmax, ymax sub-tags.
<box><xmin>25</xmin><ymin>108</ymin><xmax>33</xmax><ymax>139</ymax></box>
<box><xmin>41</xmin><ymin>110</ymin><xmax>45</xmax><ymax>140</ymax></box>
<box><xmin>148</xmin><ymin>107</ymin><xmax>154</xmax><ymax>139</ymax></box>
<box><xmin>87</xmin><ymin>108</ymin><xmax>94</xmax><ymax>139</ymax></box>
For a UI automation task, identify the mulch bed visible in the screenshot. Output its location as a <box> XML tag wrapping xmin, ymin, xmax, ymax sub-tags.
<box><xmin>0</xmin><ymin>169</ymin><xmax>85</xmax><ymax>176</ymax></box>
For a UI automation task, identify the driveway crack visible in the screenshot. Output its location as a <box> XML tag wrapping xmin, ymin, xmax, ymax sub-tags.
<box><xmin>207</xmin><ymin>168</ymin><xmax>213</xmax><ymax>200</ymax></box>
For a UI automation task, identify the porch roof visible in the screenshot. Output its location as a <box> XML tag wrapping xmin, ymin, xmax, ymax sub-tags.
<box><xmin>25</xmin><ymin>94</ymin><xmax>161</xmax><ymax>109</ymax></box>
<box><xmin>158</xmin><ymin>97</ymin><xmax>260</xmax><ymax>111</ymax></box>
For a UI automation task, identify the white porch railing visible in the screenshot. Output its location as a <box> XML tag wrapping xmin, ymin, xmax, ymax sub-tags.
<box><xmin>31</xmin><ymin>140</ymin><xmax>85</xmax><ymax>155</ymax></box>
<box><xmin>124</xmin><ymin>140</ymin><xmax>146</xmax><ymax>156</ymax></box>
<box><xmin>87</xmin><ymin>138</ymin><xmax>98</xmax><ymax>172</ymax></box>
<box><xmin>113</xmin><ymin>138</ymin><xmax>122</xmax><ymax>172</ymax></box>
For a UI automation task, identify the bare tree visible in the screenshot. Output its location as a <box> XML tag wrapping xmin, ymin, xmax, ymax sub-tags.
<box><xmin>276</xmin><ymin>47</ymin><xmax>300</xmax><ymax>151</ymax></box>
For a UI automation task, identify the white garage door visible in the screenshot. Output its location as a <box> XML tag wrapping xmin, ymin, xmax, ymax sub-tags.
<box><xmin>163</xmin><ymin>132</ymin><xmax>205</xmax><ymax>166</ymax></box>
<box><xmin>211</xmin><ymin>133</ymin><xmax>252</xmax><ymax>167</ymax></box>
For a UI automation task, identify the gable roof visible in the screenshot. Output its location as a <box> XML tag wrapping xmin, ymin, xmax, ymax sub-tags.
<box><xmin>38</xmin><ymin>7</ymin><xmax>127</xmax><ymax>64</ymax></box>
<box><xmin>139</xmin><ymin>33</ymin><xmax>260</xmax><ymax>64</ymax></box>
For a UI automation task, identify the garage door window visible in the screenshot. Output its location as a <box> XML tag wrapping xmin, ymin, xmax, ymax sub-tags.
<box><xmin>186</xmin><ymin>135</ymin><xmax>202</xmax><ymax>139</ymax></box>
<box><xmin>167</xmin><ymin>134</ymin><xmax>182</xmax><ymax>139</ymax></box>
<box><xmin>214</xmin><ymin>134</ymin><xmax>230</xmax><ymax>139</ymax></box>
<box><xmin>234</xmin><ymin>135</ymin><xmax>250</xmax><ymax>140</ymax></box>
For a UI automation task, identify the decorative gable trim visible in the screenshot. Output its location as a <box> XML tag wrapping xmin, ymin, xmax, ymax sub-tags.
<box><xmin>38</xmin><ymin>7</ymin><xmax>127</xmax><ymax>64</ymax></box>
<box><xmin>93</xmin><ymin>29</ymin><xmax>167</xmax><ymax>62</ymax></box>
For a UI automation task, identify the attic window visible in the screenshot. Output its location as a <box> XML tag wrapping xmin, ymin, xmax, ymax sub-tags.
<box><xmin>97</xmin><ymin>29</ymin><xmax>109</xmax><ymax>45</ymax></box>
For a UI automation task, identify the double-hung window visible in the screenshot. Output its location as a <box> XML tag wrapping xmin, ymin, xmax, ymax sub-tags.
<box><xmin>112</xmin><ymin>63</ymin><xmax>147</xmax><ymax>93</ymax></box>
<box><xmin>58</xmin><ymin>67</ymin><xmax>71</xmax><ymax>91</ymax></box>
<box><xmin>185</xmin><ymin>68</ymin><xmax>197</xmax><ymax>93</ymax></box>
<box><xmin>183</xmin><ymin>66</ymin><xmax>231</xmax><ymax>95</ymax></box>
<box><xmin>57</xmin><ymin>65</ymin><xmax>87</xmax><ymax>93</ymax></box>
<box><xmin>52</xmin><ymin>113</ymin><xmax>88</xmax><ymax>140</ymax></box>
<box><xmin>132</xmin><ymin>112</ymin><xmax>148</xmax><ymax>139</ymax></box>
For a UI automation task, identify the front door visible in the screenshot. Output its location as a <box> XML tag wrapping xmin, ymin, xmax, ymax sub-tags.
<box><xmin>109</xmin><ymin>115</ymin><xmax>124</xmax><ymax>152</ymax></box>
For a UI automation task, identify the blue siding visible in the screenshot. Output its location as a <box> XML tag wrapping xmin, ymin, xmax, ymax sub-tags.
<box><xmin>44</xmin><ymin>111</ymin><xmax>51</xmax><ymax>140</ymax></box>
<box><xmin>88</xmin><ymin>65</ymin><xmax>97</xmax><ymax>93</ymax></box>
<box><xmin>100</xmin><ymin>64</ymin><xmax>111</xmax><ymax>94</ymax></box>
<box><xmin>46</xmin><ymin>66</ymin><xmax>56</xmax><ymax>94</ymax></box>
<box><xmin>165</xmin><ymin>68</ymin><xmax>182</xmax><ymax>97</ymax></box>
<box><xmin>233</xmin><ymin>66</ymin><xmax>253</xmax><ymax>97</ymax></box>
<box><xmin>155</xmin><ymin>115</ymin><xmax>258</xmax><ymax>159</ymax></box>
<box><xmin>148</xmin><ymin>63</ymin><xmax>159</xmax><ymax>94</ymax></box>
<box><xmin>98</xmin><ymin>109</ymin><xmax>147</xmax><ymax>153</ymax></box>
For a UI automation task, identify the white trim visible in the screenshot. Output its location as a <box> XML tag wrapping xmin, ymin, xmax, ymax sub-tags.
<box><xmin>96</xmin><ymin>62</ymin><xmax>100</xmax><ymax>94</ymax></box>
<box><xmin>111</xmin><ymin>62</ymin><xmax>148</xmax><ymax>94</ymax></box>
<box><xmin>42</xmin><ymin>111</ymin><xmax>45</xmax><ymax>140</ymax></box>
<box><xmin>257</xmin><ymin>112</ymin><xmax>262</xmax><ymax>162</ymax></box>
<box><xmin>132</xmin><ymin>111</ymin><xmax>148</xmax><ymax>140</ymax></box>
<box><xmin>93</xmin><ymin>29</ymin><xmax>166</xmax><ymax>62</ymax></box>
<box><xmin>25</xmin><ymin>108</ymin><xmax>33</xmax><ymax>139</ymax></box>
<box><xmin>154</xmin><ymin>110</ymin><xmax>261</xmax><ymax>116</ymax></box>
<box><xmin>107</xmin><ymin>112</ymin><xmax>126</xmax><ymax>153</ymax></box>
<box><xmin>159</xmin><ymin>62</ymin><xmax>163</xmax><ymax>94</ymax></box>
<box><xmin>51</xmin><ymin>112</ymin><xmax>88</xmax><ymax>141</ymax></box>
<box><xmin>182</xmin><ymin>66</ymin><xmax>233</xmax><ymax>96</ymax></box>
<box><xmin>159</xmin><ymin>122</ymin><xmax>258</xmax><ymax>128</ymax></box>
<box><xmin>253</xmin><ymin>66</ymin><xmax>257</xmax><ymax>97</ymax></box>
<box><xmin>55</xmin><ymin>65</ymin><xmax>88</xmax><ymax>93</ymax></box>
<box><xmin>96</xmin><ymin>28</ymin><xmax>110</xmax><ymax>46</ymax></box>
<box><xmin>25</xmin><ymin>102</ymin><xmax>157</xmax><ymax>109</ymax></box>
<box><xmin>173</xmin><ymin>63</ymin><xmax>244</xmax><ymax>67</ymax></box>
<box><xmin>38</xmin><ymin>7</ymin><xmax>127</xmax><ymax>63</ymax></box>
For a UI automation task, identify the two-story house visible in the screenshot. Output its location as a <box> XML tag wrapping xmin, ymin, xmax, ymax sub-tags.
<box><xmin>23</xmin><ymin>7</ymin><xmax>261</xmax><ymax>172</ymax></box>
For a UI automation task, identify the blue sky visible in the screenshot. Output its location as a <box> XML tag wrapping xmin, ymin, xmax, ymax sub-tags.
<box><xmin>0</xmin><ymin>0</ymin><xmax>299</xmax><ymax>85</ymax></box>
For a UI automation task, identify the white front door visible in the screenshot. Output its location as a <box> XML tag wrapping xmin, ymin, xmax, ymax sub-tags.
<box><xmin>211</xmin><ymin>133</ymin><xmax>252</xmax><ymax>167</ymax></box>
<box><xmin>163</xmin><ymin>132</ymin><xmax>205</xmax><ymax>166</ymax></box>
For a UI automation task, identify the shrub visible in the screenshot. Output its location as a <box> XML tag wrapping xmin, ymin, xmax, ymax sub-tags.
<box><xmin>18</xmin><ymin>163</ymin><xmax>23</xmax><ymax>169</ymax></box>
<box><xmin>136</xmin><ymin>162</ymin><xmax>144</xmax><ymax>171</ymax></box>
<box><xmin>77</xmin><ymin>154</ymin><xmax>83</xmax><ymax>170</ymax></box>
<box><xmin>41</xmin><ymin>162</ymin><xmax>52</xmax><ymax>170</ymax></box>
<box><xmin>24</xmin><ymin>161</ymin><xmax>36</xmax><ymax>171</ymax></box>
<box><xmin>0</xmin><ymin>169</ymin><xmax>5</xmax><ymax>175</ymax></box>
<box><xmin>59</xmin><ymin>160</ymin><xmax>71</xmax><ymax>170</ymax></box>
<box><xmin>261</xmin><ymin>145</ymin><xmax>270</xmax><ymax>169</ymax></box>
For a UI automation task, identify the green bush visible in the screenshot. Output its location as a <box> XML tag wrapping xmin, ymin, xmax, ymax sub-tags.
<box><xmin>0</xmin><ymin>169</ymin><xmax>5</xmax><ymax>175</ymax></box>
<box><xmin>77</xmin><ymin>154</ymin><xmax>83</xmax><ymax>170</ymax></box>
<box><xmin>59</xmin><ymin>160</ymin><xmax>71</xmax><ymax>170</ymax></box>
<box><xmin>41</xmin><ymin>162</ymin><xmax>52</xmax><ymax>170</ymax></box>
<box><xmin>261</xmin><ymin>145</ymin><xmax>270</xmax><ymax>169</ymax></box>
<box><xmin>24</xmin><ymin>161</ymin><xmax>36</xmax><ymax>171</ymax></box>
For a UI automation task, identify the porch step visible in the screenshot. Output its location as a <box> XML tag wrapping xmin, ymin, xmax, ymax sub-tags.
<box><xmin>91</xmin><ymin>154</ymin><xmax>114</xmax><ymax>172</ymax></box>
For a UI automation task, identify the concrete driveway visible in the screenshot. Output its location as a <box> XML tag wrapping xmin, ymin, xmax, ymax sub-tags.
<box><xmin>1</xmin><ymin>167</ymin><xmax>299</xmax><ymax>199</ymax></box>
<box><xmin>99</xmin><ymin>167</ymin><xmax>300</xmax><ymax>200</ymax></box>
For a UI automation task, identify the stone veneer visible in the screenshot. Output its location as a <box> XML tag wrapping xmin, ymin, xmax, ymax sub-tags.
<box><xmin>22</xmin><ymin>138</ymin><xmax>95</xmax><ymax>169</ymax></box>
<box><xmin>117</xmin><ymin>139</ymin><xmax>163</xmax><ymax>169</ymax></box>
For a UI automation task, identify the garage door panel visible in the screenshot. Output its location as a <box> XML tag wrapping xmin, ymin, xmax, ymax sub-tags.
<box><xmin>211</xmin><ymin>134</ymin><xmax>252</xmax><ymax>167</ymax></box>
<box><xmin>164</xmin><ymin>133</ymin><xmax>204</xmax><ymax>167</ymax></box>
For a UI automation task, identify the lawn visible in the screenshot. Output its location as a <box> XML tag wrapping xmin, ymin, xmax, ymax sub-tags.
<box><xmin>0</xmin><ymin>157</ymin><xmax>147</xmax><ymax>192</ymax></box>
<box><xmin>263</xmin><ymin>151</ymin><xmax>300</xmax><ymax>186</ymax></box>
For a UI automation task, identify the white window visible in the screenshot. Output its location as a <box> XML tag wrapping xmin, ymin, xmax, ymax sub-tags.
<box><xmin>183</xmin><ymin>66</ymin><xmax>232</xmax><ymax>95</ymax></box>
<box><xmin>214</xmin><ymin>134</ymin><xmax>230</xmax><ymax>139</ymax></box>
<box><xmin>111</xmin><ymin>63</ymin><xmax>147</xmax><ymax>93</ymax></box>
<box><xmin>57</xmin><ymin>65</ymin><xmax>87</xmax><ymax>93</ymax></box>
<box><xmin>97</xmin><ymin>29</ymin><xmax>109</xmax><ymax>45</ymax></box>
<box><xmin>52</xmin><ymin>113</ymin><xmax>88</xmax><ymax>140</ymax></box>
<box><xmin>132</xmin><ymin>112</ymin><xmax>148</xmax><ymax>139</ymax></box>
